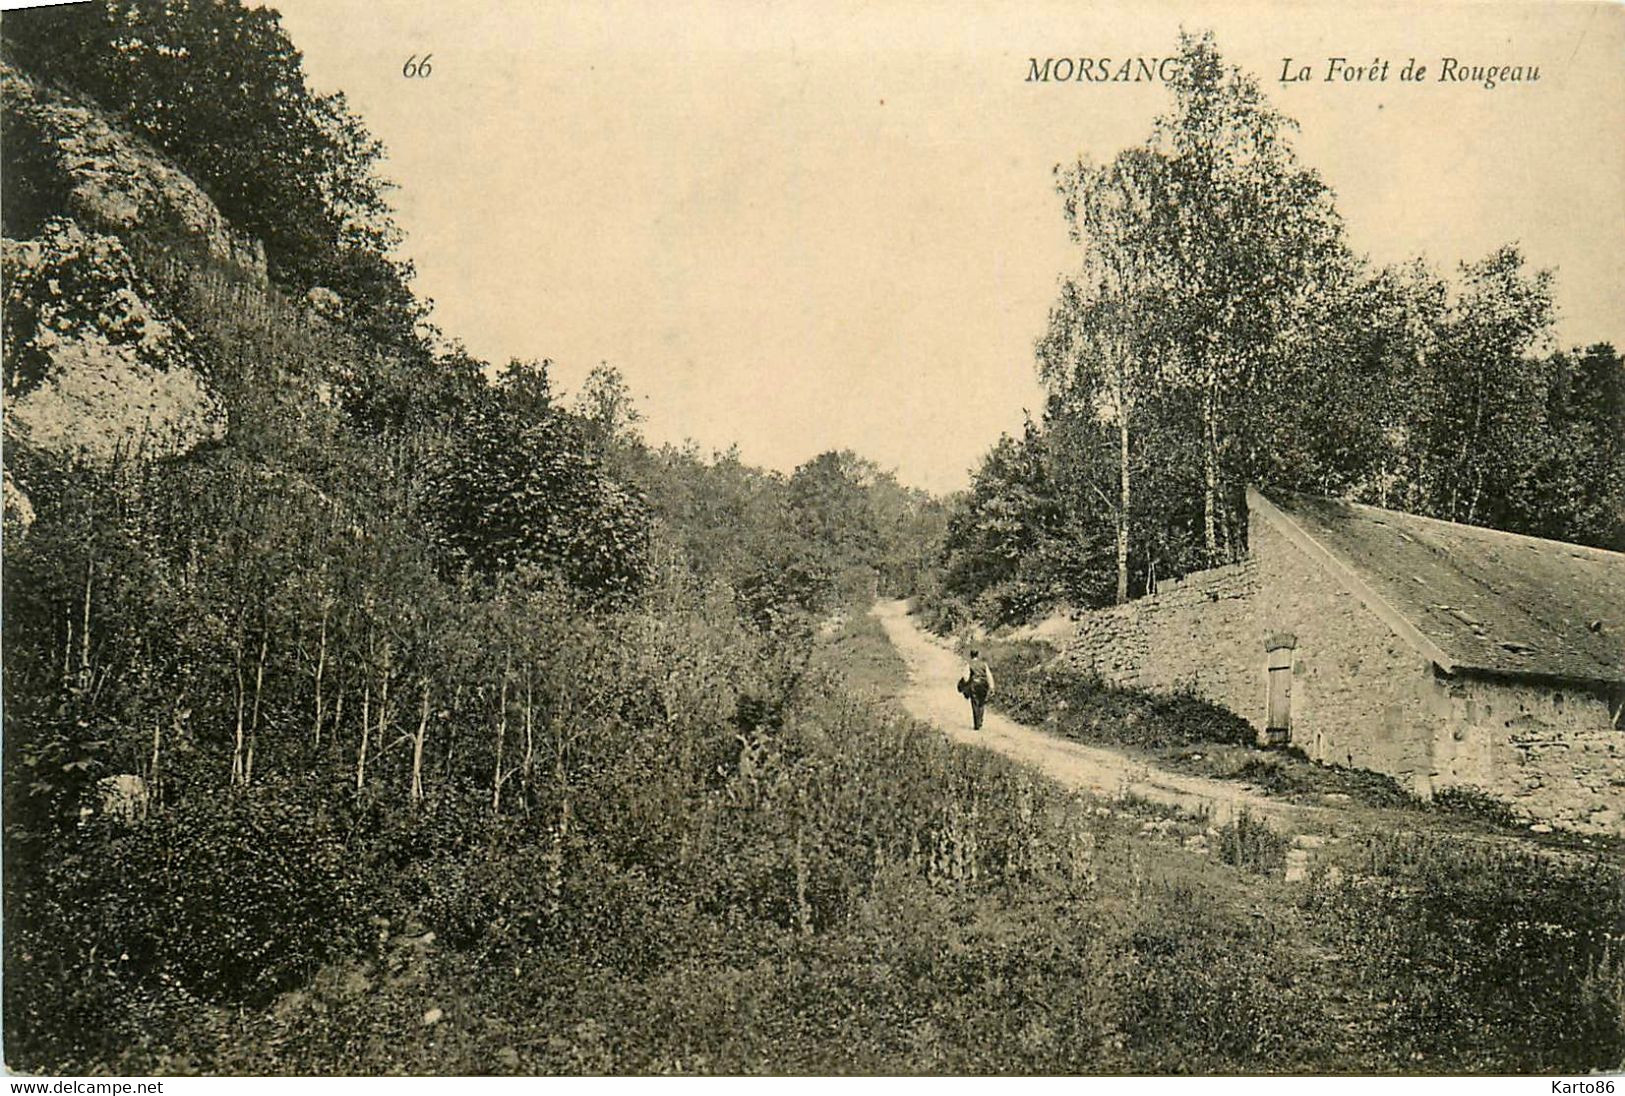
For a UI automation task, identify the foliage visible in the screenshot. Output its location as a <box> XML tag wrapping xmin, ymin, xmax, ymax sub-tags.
<box><xmin>941</xmin><ymin>32</ymin><xmax>1621</xmax><ymax>628</ymax></box>
<box><xmin>987</xmin><ymin>644</ymin><xmax>1256</xmax><ymax>750</ymax></box>
<box><xmin>1303</xmin><ymin>831</ymin><xmax>1625</xmax><ymax>1072</ymax></box>
<box><xmin>571</xmin><ymin>360</ymin><xmax>645</xmax><ymax>455</ymax></box>
<box><xmin>630</xmin><ymin>441</ymin><xmax>945</xmax><ymax>620</ymax></box>
<box><xmin>938</xmin><ymin>417</ymin><xmax>1119</xmax><ymax>625</ymax></box>
<box><xmin>0</xmin><ymin>0</ymin><xmax>425</xmax><ymax>350</ymax></box>
<box><xmin>1145</xmin><ymin>30</ymin><xmax>1350</xmax><ymax>561</ymax></box>
<box><xmin>1214</xmin><ymin>809</ymin><xmax>1288</xmax><ymax>876</ymax></box>
<box><xmin>1176</xmin><ymin>748</ymin><xmax>1416</xmax><ymax>811</ymax></box>
<box><xmin>1427</xmin><ymin>783</ymin><xmax>1525</xmax><ymax>830</ymax></box>
<box><xmin>421</xmin><ymin>383</ymin><xmax>651</xmax><ymax>601</ymax></box>
<box><xmin>908</xmin><ymin>577</ymin><xmax>975</xmax><ymax>639</ymax></box>
<box><xmin>1514</xmin><ymin>343</ymin><xmax>1625</xmax><ymax>550</ymax></box>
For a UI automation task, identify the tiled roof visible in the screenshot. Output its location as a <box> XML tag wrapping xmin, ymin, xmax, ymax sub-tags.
<box><xmin>1252</xmin><ymin>488</ymin><xmax>1625</xmax><ymax>687</ymax></box>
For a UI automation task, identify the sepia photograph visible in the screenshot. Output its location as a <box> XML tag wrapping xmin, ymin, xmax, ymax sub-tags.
<box><xmin>1</xmin><ymin>0</ymin><xmax>1622</xmax><ymax>1080</ymax></box>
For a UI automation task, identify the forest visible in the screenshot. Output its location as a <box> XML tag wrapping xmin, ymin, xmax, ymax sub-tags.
<box><xmin>924</xmin><ymin>33</ymin><xmax>1624</xmax><ymax>630</ymax></box>
<box><xmin>2</xmin><ymin>4</ymin><xmax>1621</xmax><ymax>1076</ymax></box>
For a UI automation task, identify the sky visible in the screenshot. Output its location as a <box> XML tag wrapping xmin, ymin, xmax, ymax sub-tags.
<box><xmin>269</xmin><ymin>0</ymin><xmax>1625</xmax><ymax>495</ymax></box>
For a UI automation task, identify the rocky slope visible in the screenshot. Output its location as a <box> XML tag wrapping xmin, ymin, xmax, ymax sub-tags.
<box><xmin>2</xmin><ymin>58</ymin><xmax>274</xmax><ymax>526</ymax></box>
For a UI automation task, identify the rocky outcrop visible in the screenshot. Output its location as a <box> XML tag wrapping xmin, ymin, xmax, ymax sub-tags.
<box><xmin>3</xmin><ymin>64</ymin><xmax>242</xmax><ymax>498</ymax></box>
<box><xmin>4</xmin><ymin>220</ymin><xmax>224</xmax><ymax>469</ymax></box>
<box><xmin>1</xmin><ymin>58</ymin><xmax>268</xmax><ymax>281</ymax></box>
<box><xmin>3</xmin><ymin>467</ymin><xmax>37</xmax><ymax>534</ymax></box>
<box><xmin>305</xmin><ymin>285</ymin><xmax>344</xmax><ymax>322</ymax></box>
<box><xmin>5</xmin><ymin>332</ymin><xmax>223</xmax><ymax>465</ymax></box>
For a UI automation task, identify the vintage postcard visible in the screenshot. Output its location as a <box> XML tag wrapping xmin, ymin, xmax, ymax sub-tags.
<box><xmin>2</xmin><ymin>0</ymin><xmax>1622</xmax><ymax>1081</ymax></box>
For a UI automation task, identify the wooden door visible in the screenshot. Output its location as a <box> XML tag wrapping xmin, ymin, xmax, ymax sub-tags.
<box><xmin>1265</xmin><ymin>636</ymin><xmax>1295</xmax><ymax>743</ymax></box>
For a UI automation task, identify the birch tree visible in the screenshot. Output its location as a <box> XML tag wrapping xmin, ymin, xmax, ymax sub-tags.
<box><xmin>1042</xmin><ymin>147</ymin><xmax>1173</xmax><ymax>603</ymax></box>
<box><xmin>1150</xmin><ymin>31</ymin><xmax>1348</xmax><ymax>561</ymax></box>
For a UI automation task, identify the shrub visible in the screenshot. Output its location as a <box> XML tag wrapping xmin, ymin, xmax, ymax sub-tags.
<box><xmin>421</xmin><ymin>399</ymin><xmax>650</xmax><ymax>602</ymax></box>
<box><xmin>989</xmin><ymin>646</ymin><xmax>1255</xmax><ymax>750</ymax></box>
<box><xmin>1428</xmin><ymin>783</ymin><xmax>1524</xmax><ymax>829</ymax></box>
<box><xmin>910</xmin><ymin>588</ymin><xmax>973</xmax><ymax>638</ymax></box>
<box><xmin>5</xmin><ymin>779</ymin><xmax>375</xmax><ymax>1070</ymax></box>
<box><xmin>1212</xmin><ymin>752</ymin><xmax>1415</xmax><ymax>809</ymax></box>
<box><xmin>1114</xmin><ymin>891</ymin><xmax>1303</xmax><ymax>1070</ymax></box>
<box><xmin>20</xmin><ymin>782</ymin><xmax>369</xmax><ymax>1006</ymax></box>
<box><xmin>971</xmin><ymin>580</ymin><xmax>1053</xmax><ymax>630</ymax></box>
<box><xmin>1302</xmin><ymin>831</ymin><xmax>1625</xmax><ymax>1072</ymax></box>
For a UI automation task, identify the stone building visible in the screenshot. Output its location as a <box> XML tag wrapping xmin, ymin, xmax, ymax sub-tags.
<box><xmin>1058</xmin><ymin>487</ymin><xmax>1625</xmax><ymax>835</ymax></box>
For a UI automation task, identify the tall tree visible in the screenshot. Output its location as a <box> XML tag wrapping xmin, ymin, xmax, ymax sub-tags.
<box><xmin>1525</xmin><ymin>343</ymin><xmax>1625</xmax><ymax>548</ymax></box>
<box><xmin>572</xmin><ymin>362</ymin><xmax>645</xmax><ymax>450</ymax></box>
<box><xmin>1422</xmin><ymin>246</ymin><xmax>1555</xmax><ymax>526</ymax></box>
<box><xmin>1149</xmin><ymin>30</ymin><xmax>1349</xmax><ymax>560</ymax></box>
<box><xmin>1044</xmin><ymin>147</ymin><xmax>1174</xmax><ymax>602</ymax></box>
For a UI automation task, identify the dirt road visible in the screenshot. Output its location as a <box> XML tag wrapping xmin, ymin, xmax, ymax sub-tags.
<box><xmin>871</xmin><ymin>599</ymin><xmax>1326</xmax><ymax>830</ymax></box>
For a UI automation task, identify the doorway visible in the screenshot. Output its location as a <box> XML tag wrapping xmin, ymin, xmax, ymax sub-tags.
<box><xmin>1265</xmin><ymin>634</ymin><xmax>1296</xmax><ymax>747</ymax></box>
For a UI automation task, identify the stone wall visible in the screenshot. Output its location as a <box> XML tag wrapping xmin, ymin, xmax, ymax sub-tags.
<box><xmin>1249</xmin><ymin>514</ymin><xmax>1440</xmax><ymax>794</ymax></box>
<box><xmin>1054</xmin><ymin>506</ymin><xmax>1625</xmax><ymax>835</ymax></box>
<box><xmin>1251</xmin><ymin>513</ymin><xmax>1624</xmax><ymax>830</ymax></box>
<box><xmin>1434</xmin><ymin>676</ymin><xmax>1622</xmax><ymax>834</ymax></box>
<box><xmin>1057</xmin><ymin>559</ymin><xmax>1262</xmax><ymax>724</ymax></box>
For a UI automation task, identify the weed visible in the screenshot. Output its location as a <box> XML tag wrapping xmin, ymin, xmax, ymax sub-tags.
<box><xmin>1428</xmin><ymin>784</ymin><xmax>1524</xmax><ymax>830</ymax></box>
<box><xmin>1216</xmin><ymin>809</ymin><xmax>1288</xmax><ymax>876</ymax></box>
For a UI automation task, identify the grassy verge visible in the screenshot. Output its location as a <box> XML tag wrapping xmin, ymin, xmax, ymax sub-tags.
<box><xmin>975</xmin><ymin>634</ymin><xmax>1625</xmax><ymax>851</ymax></box>
<box><xmin>809</xmin><ymin>608</ymin><xmax>908</xmax><ymax>700</ymax></box>
<box><xmin>15</xmin><ymin>605</ymin><xmax>1621</xmax><ymax>1075</ymax></box>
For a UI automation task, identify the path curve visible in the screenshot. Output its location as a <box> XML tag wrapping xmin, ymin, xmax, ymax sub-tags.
<box><xmin>871</xmin><ymin>599</ymin><xmax>1326</xmax><ymax>830</ymax></box>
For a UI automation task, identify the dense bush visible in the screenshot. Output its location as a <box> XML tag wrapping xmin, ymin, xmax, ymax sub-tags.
<box><xmin>1427</xmin><ymin>783</ymin><xmax>1525</xmax><ymax>829</ymax></box>
<box><xmin>908</xmin><ymin>581</ymin><xmax>974</xmax><ymax>639</ymax></box>
<box><xmin>5</xmin><ymin>782</ymin><xmax>375</xmax><ymax>1068</ymax></box>
<box><xmin>1165</xmin><ymin>748</ymin><xmax>1417</xmax><ymax>810</ymax></box>
<box><xmin>421</xmin><ymin>396</ymin><xmax>650</xmax><ymax>602</ymax></box>
<box><xmin>1302</xmin><ymin>831</ymin><xmax>1625</xmax><ymax>1072</ymax></box>
<box><xmin>1215</xmin><ymin>809</ymin><xmax>1288</xmax><ymax>876</ymax></box>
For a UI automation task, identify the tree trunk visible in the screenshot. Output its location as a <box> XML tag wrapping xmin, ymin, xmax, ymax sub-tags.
<box><xmin>62</xmin><ymin>611</ymin><xmax>74</xmax><ymax>687</ymax></box>
<box><xmin>1464</xmin><ymin>390</ymin><xmax>1487</xmax><ymax>524</ymax></box>
<box><xmin>312</xmin><ymin>608</ymin><xmax>328</xmax><ymax>747</ymax></box>
<box><xmin>410</xmin><ymin>679</ymin><xmax>430</xmax><ymax>804</ymax></box>
<box><xmin>149</xmin><ymin>716</ymin><xmax>162</xmax><ymax>809</ymax></box>
<box><xmin>79</xmin><ymin>559</ymin><xmax>94</xmax><ymax>692</ymax></box>
<box><xmin>491</xmin><ymin>659</ymin><xmax>510</xmax><ymax>813</ymax></box>
<box><xmin>376</xmin><ymin>648</ymin><xmax>391</xmax><ymax>779</ymax></box>
<box><xmin>521</xmin><ymin>673</ymin><xmax>535</xmax><ymax>804</ymax></box>
<box><xmin>546</xmin><ymin>796</ymin><xmax>572</xmax><ymax>915</ymax></box>
<box><xmin>1116</xmin><ymin>400</ymin><xmax>1131</xmax><ymax>604</ymax></box>
<box><xmin>331</xmin><ymin>687</ymin><xmax>345</xmax><ymax>762</ymax></box>
<box><xmin>231</xmin><ymin>632</ymin><xmax>246</xmax><ymax>786</ymax></box>
<box><xmin>245</xmin><ymin>631</ymin><xmax>267</xmax><ymax>786</ymax></box>
<box><xmin>1449</xmin><ymin>382</ymin><xmax>1485</xmax><ymax>522</ymax></box>
<box><xmin>1202</xmin><ymin>378</ymin><xmax>1220</xmax><ymax>562</ymax></box>
<box><xmin>356</xmin><ymin>679</ymin><xmax>371</xmax><ymax>793</ymax></box>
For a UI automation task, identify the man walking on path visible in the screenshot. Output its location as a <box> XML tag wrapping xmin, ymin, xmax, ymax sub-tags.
<box><xmin>958</xmin><ymin>649</ymin><xmax>995</xmax><ymax>730</ymax></box>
